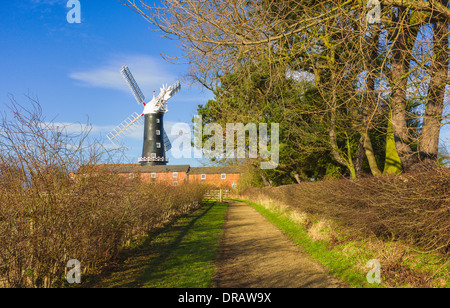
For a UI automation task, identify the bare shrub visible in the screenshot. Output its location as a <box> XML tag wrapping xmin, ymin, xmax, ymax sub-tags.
<box><xmin>240</xmin><ymin>169</ymin><xmax>450</xmax><ymax>255</ymax></box>
<box><xmin>0</xmin><ymin>98</ymin><xmax>208</xmax><ymax>288</ymax></box>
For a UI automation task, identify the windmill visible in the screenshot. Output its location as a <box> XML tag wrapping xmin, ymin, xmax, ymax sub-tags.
<box><xmin>107</xmin><ymin>65</ymin><xmax>181</xmax><ymax>166</ymax></box>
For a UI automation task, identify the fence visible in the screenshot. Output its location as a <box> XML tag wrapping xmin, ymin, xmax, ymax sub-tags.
<box><xmin>203</xmin><ymin>189</ymin><xmax>231</xmax><ymax>202</ymax></box>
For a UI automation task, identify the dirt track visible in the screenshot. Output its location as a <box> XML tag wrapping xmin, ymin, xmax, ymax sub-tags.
<box><xmin>214</xmin><ymin>201</ymin><xmax>348</xmax><ymax>288</ymax></box>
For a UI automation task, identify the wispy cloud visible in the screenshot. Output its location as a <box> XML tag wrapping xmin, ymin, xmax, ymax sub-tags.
<box><xmin>43</xmin><ymin>121</ymin><xmax>114</xmax><ymax>137</ymax></box>
<box><xmin>26</xmin><ymin>0</ymin><xmax>68</xmax><ymax>10</ymax></box>
<box><xmin>69</xmin><ymin>55</ymin><xmax>177</xmax><ymax>97</ymax></box>
<box><xmin>45</xmin><ymin>119</ymin><xmax>188</xmax><ymax>142</ymax></box>
<box><xmin>29</xmin><ymin>0</ymin><xmax>67</xmax><ymax>5</ymax></box>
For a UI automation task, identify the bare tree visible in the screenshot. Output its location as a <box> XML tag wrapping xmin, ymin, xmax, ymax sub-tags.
<box><xmin>120</xmin><ymin>0</ymin><xmax>450</xmax><ymax>174</ymax></box>
<box><xmin>419</xmin><ymin>0</ymin><xmax>449</xmax><ymax>165</ymax></box>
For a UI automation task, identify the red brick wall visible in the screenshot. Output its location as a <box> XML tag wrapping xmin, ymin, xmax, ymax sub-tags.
<box><xmin>189</xmin><ymin>173</ymin><xmax>241</xmax><ymax>188</ymax></box>
<box><xmin>139</xmin><ymin>171</ymin><xmax>188</xmax><ymax>185</ymax></box>
<box><xmin>118</xmin><ymin>171</ymin><xmax>241</xmax><ymax>188</ymax></box>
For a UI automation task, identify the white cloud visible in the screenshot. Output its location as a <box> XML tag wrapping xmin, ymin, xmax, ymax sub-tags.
<box><xmin>69</xmin><ymin>55</ymin><xmax>177</xmax><ymax>98</ymax></box>
<box><xmin>44</xmin><ymin>119</ymin><xmax>190</xmax><ymax>143</ymax></box>
<box><xmin>30</xmin><ymin>0</ymin><xmax>67</xmax><ymax>5</ymax></box>
<box><xmin>43</xmin><ymin>121</ymin><xmax>114</xmax><ymax>137</ymax></box>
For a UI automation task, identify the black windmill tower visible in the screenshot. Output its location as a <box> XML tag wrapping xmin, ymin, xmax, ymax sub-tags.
<box><xmin>107</xmin><ymin>65</ymin><xmax>181</xmax><ymax>166</ymax></box>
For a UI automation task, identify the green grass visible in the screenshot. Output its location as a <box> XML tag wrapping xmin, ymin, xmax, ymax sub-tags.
<box><xmin>84</xmin><ymin>201</ymin><xmax>228</xmax><ymax>288</ymax></box>
<box><xmin>139</xmin><ymin>201</ymin><xmax>228</xmax><ymax>288</ymax></box>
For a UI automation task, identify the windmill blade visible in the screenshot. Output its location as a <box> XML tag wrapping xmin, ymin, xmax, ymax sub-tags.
<box><xmin>107</xmin><ymin>112</ymin><xmax>143</xmax><ymax>142</ymax></box>
<box><xmin>154</xmin><ymin>81</ymin><xmax>181</xmax><ymax>111</ymax></box>
<box><xmin>163</xmin><ymin>81</ymin><xmax>181</xmax><ymax>100</ymax></box>
<box><xmin>120</xmin><ymin>65</ymin><xmax>146</xmax><ymax>106</ymax></box>
<box><xmin>163</xmin><ymin>129</ymin><xmax>172</xmax><ymax>151</ymax></box>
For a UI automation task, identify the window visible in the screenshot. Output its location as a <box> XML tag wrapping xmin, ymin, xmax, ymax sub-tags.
<box><xmin>221</xmin><ymin>174</ymin><xmax>226</xmax><ymax>180</ymax></box>
<box><xmin>156</xmin><ymin>130</ymin><xmax>161</xmax><ymax>135</ymax></box>
<box><xmin>157</xmin><ymin>143</ymin><xmax>161</xmax><ymax>149</ymax></box>
<box><xmin>156</xmin><ymin>119</ymin><xmax>160</xmax><ymax>124</ymax></box>
<box><xmin>151</xmin><ymin>173</ymin><xmax>156</xmax><ymax>179</ymax></box>
<box><xmin>129</xmin><ymin>173</ymin><xmax>135</xmax><ymax>179</ymax></box>
<box><xmin>201</xmin><ymin>174</ymin><xmax>206</xmax><ymax>180</ymax></box>
<box><xmin>173</xmin><ymin>172</ymin><xmax>178</xmax><ymax>178</ymax></box>
<box><xmin>173</xmin><ymin>181</ymin><xmax>178</xmax><ymax>186</ymax></box>
<box><xmin>151</xmin><ymin>153</ymin><xmax>156</xmax><ymax>158</ymax></box>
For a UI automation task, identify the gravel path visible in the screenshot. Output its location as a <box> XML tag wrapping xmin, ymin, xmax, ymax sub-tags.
<box><xmin>214</xmin><ymin>200</ymin><xmax>348</xmax><ymax>288</ymax></box>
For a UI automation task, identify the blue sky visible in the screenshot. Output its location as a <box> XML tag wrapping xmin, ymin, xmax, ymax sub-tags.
<box><xmin>0</xmin><ymin>0</ymin><xmax>213</xmax><ymax>166</ymax></box>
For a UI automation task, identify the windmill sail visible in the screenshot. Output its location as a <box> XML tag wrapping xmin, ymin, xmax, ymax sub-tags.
<box><xmin>153</xmin><ymin>81</ymin><xmax>181</xmax><ymax>112</ymax></box>
<box><xmin>163</xmin><ymin>81</ymin><xmax>181</xmax><ymax>100</ymax></box>
<box><xmin>107</xmin><ymin>112</ymin><xmax>143</xmax><ymax>142</ymax></box>
<box><xmin>121</xmin><ymin>65</ymin><xmax>146</xmax><ymax>105</ymax></box>
<box><xmin>163</xmin><ymin>129</ymin><xmax>172</xmax><ymax>151</ymax></box>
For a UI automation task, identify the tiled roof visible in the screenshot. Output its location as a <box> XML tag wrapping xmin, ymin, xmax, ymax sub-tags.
<box><xmin>188</xmin><ymin>166</ymin><xmax>243</xmax><ymax>174</ymax></box>
<box><xmin>78</xmin><ymin>164</ymin><xmax>243</xmax><ymax>175</ymax></box>
<box><xmin>108</xmin><ymin>164</ymin><xmax>191</xmax><ymax>174</ymax></box>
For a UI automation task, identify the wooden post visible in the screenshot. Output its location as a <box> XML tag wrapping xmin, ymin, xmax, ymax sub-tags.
<box><xmin>219</xmin><ymin>189</ymin><xmax>223</xmax><ymax>203</ymax></box>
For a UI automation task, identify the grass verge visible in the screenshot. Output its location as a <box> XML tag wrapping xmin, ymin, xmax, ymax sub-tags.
<box><xmin>82</xmin><ymin>201</ymin><xmax>228</xmax><ymax>288</ymax></box>
<box><xmin>230</xmin><ymin>198</ymin><xmax>449</xmax><ymax>288</ymax></box>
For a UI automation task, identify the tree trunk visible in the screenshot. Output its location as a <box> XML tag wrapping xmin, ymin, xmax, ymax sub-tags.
<box><xmin>329</xmin><ymin>109</ymin><xmax>348</xmax><ymax>167</ymax></box>
<box><xmin>363</xmin><ymin>23</ymin><xmax>382</xmax><ymax>176</ymax></box>
<box><xmin>329</xmin><ymin>109</ymin><xmax>359</xmax><ymax>178</ymax></box>
<box><xmin>353</xmin><ymin>137</ymin><xmax>366</xmax><ymax>178</ymax></box>
<box><xmin>419</xmin><ymin>5</ymin><xmax>448</xmax><ymax>166</ymax></box>
<box><xmin>389</xmin><ymin>7</ymin><xmax>418</xmax><ymax>171</ymax></box>
<box><xmin>293</xmin><ymin>173</ymin><xmax>302</xmax><ymax>184</ymax></box>
<box><xmin>362</xmin><ymin>130</ymin><xmax>382</xmax><ymax>176</ymax></box>
<box><xmin>384</xmin><ymin>111</ymin><xmax>403</xmax><ymax>174</ymax></box>
<box><xmin>260</xmin><ymin>173</ymin><xmax>271</xmax><ymax>187</ymax></box>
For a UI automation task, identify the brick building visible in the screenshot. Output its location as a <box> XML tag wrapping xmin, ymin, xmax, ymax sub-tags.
<box><xmin>93</xmin><ymin>164</ymin><xmax>243</xmax><ymax>188</ymax></box>
<box><xmin>187</xmin><ymin>166</ymin><xmax>242</xmax><ymax>189</ymax></box>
